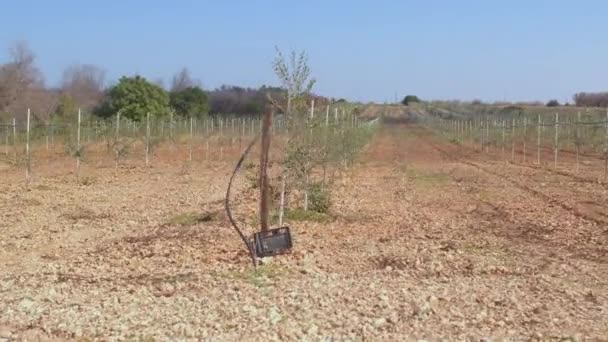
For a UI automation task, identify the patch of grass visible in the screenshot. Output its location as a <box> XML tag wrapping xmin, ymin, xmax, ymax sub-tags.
<box><xmin>76</xmin><ymin>338</ymin><xmax>95</xmax><ymax>342</ymax></box>
<box><xmin>62</xmin><ymin>206</ymin><xmax>106</xmax><ymax>221</ymax></box>
<box><xmin>166</xmin><ymin>211</ymin><xmax>215</xmax><ymax>227</ymax></box>
<box><xmin>275</xmin><ymin>208</ymin><xmax>333</xmax><ymax>223</ymax></box>
<box><xmin>307</xmin><ymin>182</ymin><xmax>331</xmax><ymax>213</ymax></box>
<box><xmin>477</xmin><ymin>189</ymin><xmax>494</xmax><ymax>202</ymax></box>
<box><xmin>406</xmin><ymin>168</ymin><xmax>449</xmax><ymax>188</ymax></box>
<box><xmin>78</xmin><ymin>175</ymin><xmax>96</xmax><ymax>186</ymax></box>
<box><xmin>246</xmin><ymin>173</ymin><xmax>259</xmax><ymax>189</ymax></box>
<box><xmin>461</xmin><ymin>242</ymin><xmax>509</xmax><ymax>260</ymax></box>
<box><xmin>23</xmin><ymin>197</ymin><xmax>43</xmax><ymax>206</ymax></box>
<box><xmin>223</xmin><ymin>263</ymin><xmax>284</xmax><ymax>288</ymax></box>
<box><xmin>448</xmin><ymin>138</ymin><xmax>461</xmax><ymax>145</ymax></box>
<box><xmin>34</xmin><ymin>184</ymin><xmax>55</xmax><ymax>191</ymax></box>
<box><xmin>124</xmin><ymin>336</ymin><xmax>156</xmax><ymax>342</ymax></box>
<box><xmin>374</xmin><ymin>255</ymin><xmax>408</xmax><ymax>270</ymax></box>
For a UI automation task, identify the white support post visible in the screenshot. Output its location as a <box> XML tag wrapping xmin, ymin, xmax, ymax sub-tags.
<box><xmin>485</xmin><ymin>118</ymin><xmax>489</xmax><ymax>153</ymax></box>
<box><xmin>4</xmin><ymin>122</ymin><xmax>9</xmax><ymax>156</ymax></box>
<box><xmin>511</xmin><ymin>118</ymin><xmax>515</xmax><ymax>161</ymax></box>
<box><xmin>554</xmin><ymin>112</ymin><xmax>559</xmax><ymax>169</ymax></box>
<box><xmin>604</xmin><ymin>108</ymin><xmax>608</xmax><ymax>180</ymax></box>
<box><xmin>116</xmin><ymin>111</ymin><xmax>121</xmax><ymax>139</ymax></box>
<box><xmin>576</xmin><ymin>111</ymin><xmax>580</xmax><ymax>173</ymax></box>
<box><xmin>537</xmin><ymin>114</ymin><xmax>541</xmax><ymax>165</ymax></box>
<box><xmin>25</xmin><ymin>109</ymin><xmax>31</xmax><ymax>182</ymax></box>
<box><xmin>189</xmin><ymin>116</ymin><xmax>193</xmax><ymax>162</ymax></box>
<box><xmin>12</xmin><ymin>117</ymin><xmax>16</xmax><ymax>162</ymax></box>
<box><xmin>501</xmin><ymin>120</ymin><xmax>505</xmax><ymax>159</ymax></box>
<box><xmin>145</xmin><ymin>112</ymin><xmax>150</xmax><ymax>167</ymax></box>
<box><xmin>76</xmin><ymin>108</ymin><xmax>81</xmax><ymax>179</ymax></box>
<box><xmin>523</xmin><ymin>117</ymin><xmax>527</xmax><ymax>163</ymax></box>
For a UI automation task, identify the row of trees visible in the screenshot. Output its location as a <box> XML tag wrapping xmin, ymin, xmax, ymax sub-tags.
<box><xmin>407</xmin><ymin>95</ymin><xmax>608</xmax><ymax>109</ymax></box>
<box><xmin>0</xmin><ymin>41</ymin><xmax>333</xmax><ymax>123</ymax></box>
<box><xmin>573</xmin><ymin>92</ymin><xmax>608</xmax><ymax>108</ymax></box>
<box><xmin>92</xmin><ymin>75</ymin><xmax>208</xmax><ymax>121</ymax></box>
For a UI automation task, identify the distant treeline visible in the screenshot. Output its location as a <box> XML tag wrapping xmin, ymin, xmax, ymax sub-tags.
<box><xmin>208</xmin><ymin>85</ymin><xmax>333</xmax><ymax>115</ymax></box>
<box><xmin>0</xmin><ymin>41</ymin><xmax>336</xmax><ymax>123</ymax></box>
<box><xmin>208</xmin><ymin>85</ymin><xmax>285</xmax><ymax>115</ymax></box>
<box><xmin>573</xmin><ymin>92</ymin><xmax>608</xmax><ymax>108</ymax></box>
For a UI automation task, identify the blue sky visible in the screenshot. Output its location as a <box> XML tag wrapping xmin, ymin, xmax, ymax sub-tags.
<box><xmin>1</xmin><ymin>1</ymin><xmax>607</xmax><ymax>103</ymax></box>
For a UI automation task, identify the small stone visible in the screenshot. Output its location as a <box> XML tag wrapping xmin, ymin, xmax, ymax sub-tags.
<box><xmin>389</xmin><ymin>312</ymin><xmax>399</xmax><ymax>323</ymax></box>
<box><xmin>384</xmin><ymin>266</ymin><xmax>393</xmax><ymax>272</ymax></box>
<box><xmin>269</xmin><ymin>306</ymin><xmax>282</xmax><ymax>325</ymax></box>
<box><xmin>260</xmin><ymin>257</ymin><xmax>274</xmax><ymax>265</ymax></box>
<box><xmin>0</xmin><ymin>325</ymin><xmax>12</xmax><ymax>338</ymax></box>
<box><xmin>19</xmin><ymin>298</ymin><xmax>35</xmax><ymax>312</ymax></box>
<box><xmin>156</xmin><ymin>283</ymin><xmax>175</xmax><ymax>297</ymax></box>
<box><xmin>307</xmin><ymin>324</ymin><xmax>319</xmax><ymax>335</ymax></box>
<box><xmin>373</xmin><ymin>318</ymin><xmax>387</xmax><ymax>328</ymax></box>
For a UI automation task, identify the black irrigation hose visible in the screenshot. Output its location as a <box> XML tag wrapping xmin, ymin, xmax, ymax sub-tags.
<box><xmin>225</xmin><ymin>135</ymin><xmax>259</xmax><ymax>268</ymax></box>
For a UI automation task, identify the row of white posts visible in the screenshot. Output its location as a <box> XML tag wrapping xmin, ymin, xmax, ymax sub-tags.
<box><xmin>2</xmin><ymin>103</ymin><xmax>362</xmax><ymax>183</ymax></box>
<box><xmin>439</xmin><ymin>109</ymin><xmax>608</xmax><ymax>178</ymax></box>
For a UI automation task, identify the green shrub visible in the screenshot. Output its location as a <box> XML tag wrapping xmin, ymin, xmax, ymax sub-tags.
<box><xmin>401</xmin><ymin>95</ymin><xmax>421</xmax><ymax>106</ymax></box>
<box><xmin>308</xmin><ymin>182</ymin><xmax>331</xmax><ymax>213</ymax></box>
<box><xmin>284</xmin><ymin>208</ymin><xmax>331</xmax><ymax>223</ymax></box>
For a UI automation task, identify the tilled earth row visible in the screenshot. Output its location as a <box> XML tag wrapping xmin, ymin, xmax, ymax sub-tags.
<box><xmin>0</xmin><ymin>125</ymin><xmax>606</xmax><ymax>341</ymax></box>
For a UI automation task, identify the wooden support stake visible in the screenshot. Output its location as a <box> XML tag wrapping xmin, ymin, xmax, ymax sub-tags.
<box><xmin>259</xmin><ymin>110</ymin><xmax>273</xmax><ymax>233</ymax></box>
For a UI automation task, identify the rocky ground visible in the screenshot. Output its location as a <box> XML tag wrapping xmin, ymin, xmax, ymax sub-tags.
<box><xmin>0</xmin><ymin>125</ymin><xmax>607</xmax><ymax>341</ymax></box>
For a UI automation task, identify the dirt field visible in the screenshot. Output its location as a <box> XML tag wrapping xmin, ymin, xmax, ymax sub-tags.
<box><xmin>1</xmin><ymin>124</ymin><xmax>607</xmax><ymax>341</ymax></box>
